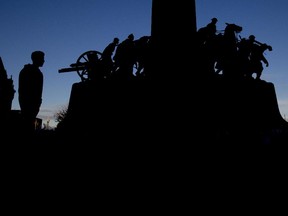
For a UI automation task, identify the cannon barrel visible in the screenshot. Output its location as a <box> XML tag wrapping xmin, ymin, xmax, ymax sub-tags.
<box><xmin>58</xmin><ymin>62</ymin><xmax>87</xmax><ymax>73</ymax></box>
<box><xmin>59</xmin><ymin>67</ymin><xmax>80</xmax><ymax>73</ymax></box>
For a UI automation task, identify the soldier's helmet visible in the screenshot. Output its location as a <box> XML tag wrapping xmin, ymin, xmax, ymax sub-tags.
<box><xmin>249</xmin><ymin>35</ymin><xmax>256</xmax><ymax>41</ymax></box>
<box><xmin>113</xmin><ymin>37</ymin><xmax>119</xmax><ymax>44</ymax></box>
<box><xmin>128</xmin><ymin>34</ymin><xmax>134</xmax><ymax>40</ymax></box>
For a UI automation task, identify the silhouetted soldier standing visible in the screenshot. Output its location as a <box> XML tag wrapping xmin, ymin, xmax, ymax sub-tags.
<box><xmin>238</xmin><ymin>35</ymin><xmax>256</xmax><ymax>77</ymax></box>
<box><xmin>101</xmin><ymin>37</ymin><xmax>119</xmax><ymax>78</ymax></box>
<box><xmin>18</xmin><ymin>51</ymin><xmax>45</xmax><ymax>134</ymax></box>
<box><xmin>206</xmin><ymin>17</ymin><xmax>218</xmax><ymax>38</ymax></box>
<box><xmin>197</xmin><ymin>17</ymin><xmax>218</xmax><ymax>46</ymax></box>
<box><xmin>196</xmin><ymin>18</ymin><xmax>219</xmax><ymax>75</ymax></box>
<box><xmin>86</xmin><ymin>51</ymin><xmax>101</xmax><ymax>81</ymax></box>
<box><xmin>113</xmin><ymin>34</ymin><xmax>136</xmax><ymax>79</ymax></box>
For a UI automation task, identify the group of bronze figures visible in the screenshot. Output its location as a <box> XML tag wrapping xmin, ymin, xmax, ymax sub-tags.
<box><xmin>59</xmin><ymin>33</ymin><xmax>151</xmax><ymax>82</ymax></box>
<box><xmin>197</xmin><ymin>18</ymin><xmax>272</xmax><ymax>80</ymax></box>
<box><xmin>61</xmin><ymin>18</ymin><xmax>272</xmax><ymax>83</ymax></box>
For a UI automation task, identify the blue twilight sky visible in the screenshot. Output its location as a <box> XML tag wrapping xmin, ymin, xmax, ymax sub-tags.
<box><xmin>1</xmin><ymin>0</ymin><xmax>288</xmax><ymax>127</ymax></box>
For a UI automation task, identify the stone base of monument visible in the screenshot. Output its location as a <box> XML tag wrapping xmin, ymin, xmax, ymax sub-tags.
<box><xmin>208</xmin><ymin>76</ymin><xmax>288</xmax><ymax>145</ymax></box>
<box><xmin>56</xmin><ymin>75</ymin><xmax>288</xmax><ymax>146</ymax></box>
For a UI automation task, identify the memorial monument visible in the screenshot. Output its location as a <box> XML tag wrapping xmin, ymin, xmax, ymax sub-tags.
<box><xmin>58</xmin><ymin>0</ymin><xmax>288</xmax><ymax>145</ymax></box>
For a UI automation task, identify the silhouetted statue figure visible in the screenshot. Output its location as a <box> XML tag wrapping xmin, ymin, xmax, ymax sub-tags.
<box><xmin>237</xmin><ymin>35</ymin><xmax>256</xmax><ymax>77</ymax></box>
<box><xmin>134</xmin><ymin>36</ymin><xmax>151</xmax><ymax>77</ymax></box>
<box><xmin>197</xmin><ymin>18</ymin><xmax>220</xmax><ymax>75</ymax></box>
<box><xmin>206</xmin><ymin>17</ymin><xmax>218</xmax><ymax>36</ymax></box>
<box><xmin>113</xmin><ymin>33</ymin><xmax>136</xmax><ymax>80</ymax></box>
<box><xmin>0</xmin><ymin>57</ymin><xmax>15</xmax><ymax>117</ymax></box>
<box><xmin>101</xmin><ymin>37</ymin><xmax>119</xmax><ymax>78</ymax></box>
<box><xmin>248</xmin><ymin>40</ymin><xmax>272</xmax><ymax>80</ymax></box>
<box><xmin>197</xmin><ymin>17</ymin><xmax>218</xmax><ymax>46</ymax></box>
<box><xmin>86</xmin><ymin>51</ymin><xmax>102</xmax><ymax>81</ymax></box>
<box><xmin>18</xmin><ymin>51</ymin><xmax>45</xmax><ymax>134</ymax></box>
<box><xmin>216</xmin><ymin>23</ymin><xmax>242</xmax><ymax>77</ymax></box>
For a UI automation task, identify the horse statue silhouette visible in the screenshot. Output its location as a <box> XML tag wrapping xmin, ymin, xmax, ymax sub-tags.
<box><xmin>196</xmin><ymin>22</ymin><xmax>243</xmax><ymax>76</ymax></box>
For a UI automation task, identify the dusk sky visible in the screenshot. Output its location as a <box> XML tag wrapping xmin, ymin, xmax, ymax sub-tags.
<box><xmin>1</xmin><ymin>0</ymin><xmax>287</xmax><ymax>127</ymax></box>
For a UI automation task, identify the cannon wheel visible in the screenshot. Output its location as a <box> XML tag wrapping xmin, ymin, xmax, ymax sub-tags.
<box><xmin>76</xmin><ymin>50</ymin><xmax>102</xmax><ymax>82</ymax></box>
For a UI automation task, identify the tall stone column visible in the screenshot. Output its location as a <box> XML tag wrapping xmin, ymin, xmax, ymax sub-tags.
<box><xmin>150</xmin><ymin>0</ymin><xmax>197</xmax><ymax>80</ymax></box>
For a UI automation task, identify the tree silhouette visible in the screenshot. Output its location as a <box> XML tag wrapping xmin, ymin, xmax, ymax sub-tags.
<box><xmin>54</xmin><ymin>105</ymin><xmax>68</xmax><ymax>125</ymax></box>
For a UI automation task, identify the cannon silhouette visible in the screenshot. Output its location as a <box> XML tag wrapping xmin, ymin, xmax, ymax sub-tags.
<box><xmin>58</xmin><ymin>50</ymin><xmax>102</xmax><ymax>82</ymax></box>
